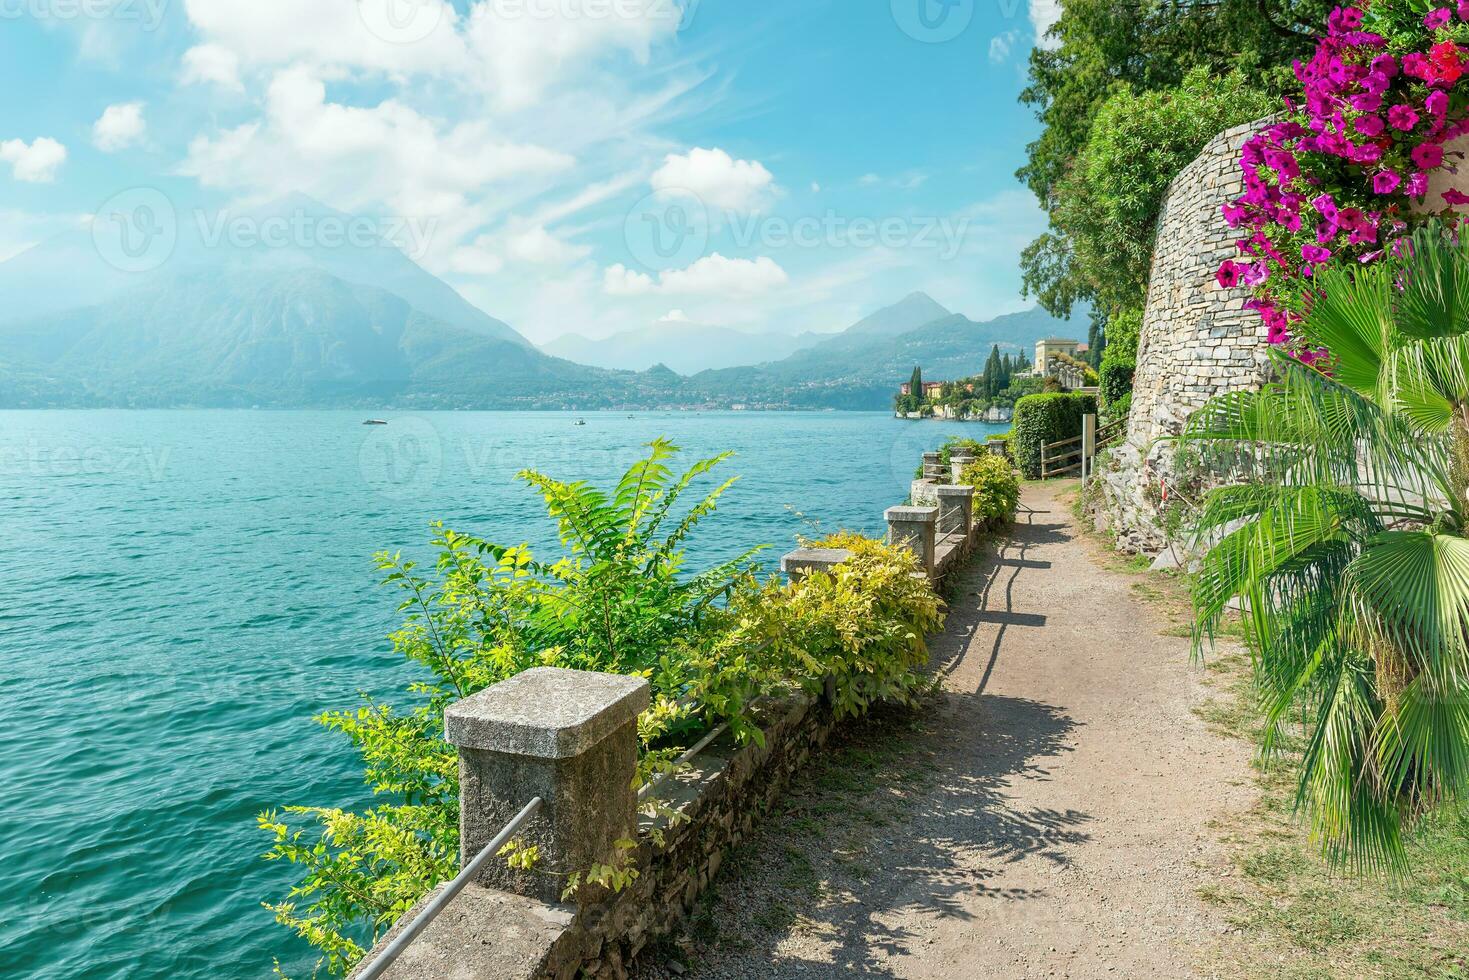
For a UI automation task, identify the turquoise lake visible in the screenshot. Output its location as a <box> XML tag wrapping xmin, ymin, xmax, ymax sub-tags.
<box><xmin>0</xmin><ymin>410</ymin><xmax>998</xmax><ymax>979</ymax></box>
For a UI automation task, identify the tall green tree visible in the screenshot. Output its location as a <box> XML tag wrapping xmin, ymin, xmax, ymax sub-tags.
<box><xmin>981</xmin><ymin>345</ymin><xmax>1002</xmax><ymax>398</ymax></box>
<box><xmin>909</xmin><ymin>365</ymin><xmax>923</xmax><ymax>401</ymax></box>
<box><xmin>1185</xmin><ymin>225</ymin><xmax>1469</xmax><ymax>871</ymax></box>
<box><xmin>1018</xmin><ymin>0</ymin><xmax>1327</xmax><ymax>318</ymax></box>
<box><xmin>1023</xmin><ymin>67</ymin><xmax>1279</xmax><ymax>317</ymax></box>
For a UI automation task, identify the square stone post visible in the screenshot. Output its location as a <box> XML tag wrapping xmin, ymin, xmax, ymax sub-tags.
<box><xmin>935</xmin><ymin>484</ymin><xmax>975</xmax><ymax>539</ymax></box>
<box><xmin>921</xmin><ymin>451</ymin><xmax>945</xmax><ymax>480</ymax></box>
<box><xmin>780</xmin><ymin>547</ymin><xmax>853</xmax><ymax>583</ymax></box>
<box><xmin>949</xmin><ymin>453</ymin><xmax>976</xmax><ymax>483</ymax></box>
<box><xmin>886</xmin><ymin>505</ymin><xmax>938</xmax><ymax>578</ymax></box>
<box><xmin>444</xmin><ymin>667</ymin><xmax>650</xmax><ymax>904</ymax></box>
<box><xmin>987</xmin><ymin>438</ymin><xmax>1008</xmax><ymax>457</ymax></box>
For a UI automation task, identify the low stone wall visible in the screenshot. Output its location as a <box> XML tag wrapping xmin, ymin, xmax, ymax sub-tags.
<box><xmin>355</xmin><ymin>454</ymin><xmax>1004</xmax><ymax>980</ymax></box>
<box><xmin>358</xmin><ymin>693</ymin><xmax>839</xmax><ymax>980</ymax></box>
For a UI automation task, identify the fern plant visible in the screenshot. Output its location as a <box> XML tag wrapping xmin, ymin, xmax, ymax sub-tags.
<box><xmin>260</xmin><ymin>440</ymin><xmax>764</xmax><ymax>975</ymax></box>
<box><xmin>1184</xmin><ymin>223</ymin><xmax>1469</xmax><ymax>872</ymax></box>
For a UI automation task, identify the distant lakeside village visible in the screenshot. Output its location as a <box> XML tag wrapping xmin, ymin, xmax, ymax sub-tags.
<box><xmin>894</xmin><ymin>336</ymin><xmax>1098</xmax><ymax>422</ymax></box>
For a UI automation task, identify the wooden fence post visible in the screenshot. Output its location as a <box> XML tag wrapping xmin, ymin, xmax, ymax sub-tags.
<box><xmin>1082</xmin><ymin>413</ymin><xmax>1097</xmax><ymax>485</ymax></box>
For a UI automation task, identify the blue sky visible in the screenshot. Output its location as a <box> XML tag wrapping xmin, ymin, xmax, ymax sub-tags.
<box><xmin>0</xmin><ymin>0</ymin><xmax>1059</xmax><ymax>342</ymax></box>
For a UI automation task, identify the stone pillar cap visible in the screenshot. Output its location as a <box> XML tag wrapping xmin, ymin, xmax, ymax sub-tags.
<box><xmin>445</xmin><ymin>667</ymin><xmax>650</xmax><ymax>759</ymax></box>
<box><xmin>935</xmin><ymin>484</ymin><xmax>974</xmax><ymax>497</ymax></box>
<box><xmin>885</xmin><ymin>505</ymin><xmax>938</xmax><ymax>522</ymax></box>
<box><xmin>780</xmin><ymin>547</ymin><xmax>853</xmax><ymax>572</ymax></box>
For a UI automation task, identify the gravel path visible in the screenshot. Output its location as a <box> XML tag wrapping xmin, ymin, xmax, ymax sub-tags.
<box><xmin>634</xmin><ymin>481</ymin><xmax>1254</xmax><ymax>980</ymax></box>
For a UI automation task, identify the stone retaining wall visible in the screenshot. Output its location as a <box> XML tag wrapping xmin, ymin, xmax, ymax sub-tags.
<box><xmin>1093</xmin><ymin>117</ymin><xmax>1274</xmax><ymax>553</ymax></box>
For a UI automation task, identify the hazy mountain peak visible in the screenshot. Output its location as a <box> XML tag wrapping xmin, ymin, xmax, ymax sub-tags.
<box><xmin>843</xmin><ymin>292</ymin><xmax>952</xmax><ymax>340</ymax></box>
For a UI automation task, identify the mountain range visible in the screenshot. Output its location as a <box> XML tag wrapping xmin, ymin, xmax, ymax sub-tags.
<box><xmin>0</xmin><ymin>196</ymin><xmax>1077</xmax><ymax>409</ymax></box>
<box><xmin>541</xmin><ymin>319</ymin><xmax>820</xmax><ymax>375</ymax></box>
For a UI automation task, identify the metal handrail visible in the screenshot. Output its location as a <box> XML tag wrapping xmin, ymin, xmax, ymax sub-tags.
<box><xmin>355</xmin><ymin>797</ymin><xmax>545</xmax><ymax>980</ymax></box>
<box><xmin>638</xmin><ymin>720</ymin><xmax>731</xmax><ymax>800</ymax></box>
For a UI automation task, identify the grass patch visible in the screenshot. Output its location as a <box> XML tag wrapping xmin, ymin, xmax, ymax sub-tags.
<box><xmin>1066</xmin><ymin>487</ymin><xmax>1469</xmax><ymax>977</ymax></box>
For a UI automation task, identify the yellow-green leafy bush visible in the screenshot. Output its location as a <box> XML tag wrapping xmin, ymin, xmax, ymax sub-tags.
<box><xmin>959</xmin><ymin>454</ymin><xmax>1020</xmax><ymax>525</ymax></box>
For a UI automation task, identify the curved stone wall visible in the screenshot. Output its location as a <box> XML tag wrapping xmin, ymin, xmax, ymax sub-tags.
<box><xmin>1096</xmin><ymin>118</ymin><xmax>1272</xmax><ymax>553</ymax></box>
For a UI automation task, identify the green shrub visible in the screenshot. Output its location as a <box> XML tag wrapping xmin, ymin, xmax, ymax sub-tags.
<box><xmin>1011</xmin><ymin>392</ymin><xmax>1099</xmax><ymax>479</ymax></box>
<box><xmin>262</xmin><ymin>441</ymin><xmax>947</xmax><ymax>976</ymax></box>
<box><xmin>958</xmin><ymin>454</ymin><xmax>1020</xmax><ymax>525</ymax></box>
<box><xmin>1102</xmin><ymin>391</ymin><xmax>1132</xmax><ymax>426</ymax></box>
<box><xmin>1102</xmin><ymin>307</ymin><xmax>1142</xmax><ymax>366</ymax></box>
<box><xmin>1099</xmin><ymin>359</ymin><xmax>1135</xmax><ymax>406</ymax></box>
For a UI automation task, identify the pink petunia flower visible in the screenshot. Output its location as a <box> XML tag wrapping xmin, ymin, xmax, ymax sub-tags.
<box><xmin>1373</xmin><ymin>171</ymin><xmax>1402</xmax><ymax>194</ymax></box>
<box><xmin>1388</xmin><ymin>104</ymin><xmax>1420</xmax><ymax>130</ymax></box>
<box><xmin>1426</xmin><ymin>8</ymin><xmax>1452</xmax><ymax>29</ymax></box>
<box><xmin>1413</xmin><ymin>143</ymin><xmax>1446</xmax><ymax>169</ymax></box>
<box><xmin>1302</xmin><ymin>244</ymin><xmax>1333</xmax><ymax>264</ymax></box>
<box><xmin>1354</xmin><ymin>115</ymin><xmax>1386</xmax><ymax>136</ymax></box>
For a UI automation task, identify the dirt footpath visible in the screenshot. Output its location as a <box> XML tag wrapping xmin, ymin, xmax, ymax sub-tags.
<box><xmin>634</xmin><ymin>481</ymin><xmax>1254</xmax><ymax>980</ymax></box>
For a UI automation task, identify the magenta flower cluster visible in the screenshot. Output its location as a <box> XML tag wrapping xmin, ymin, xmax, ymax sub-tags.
<box><xmin>1219</xmin><ymin>2</ymin><xmax>1469</xmax><ymax>362</ymax></box>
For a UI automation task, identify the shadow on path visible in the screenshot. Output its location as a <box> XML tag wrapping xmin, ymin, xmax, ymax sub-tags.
<box><xmin>634</xmin><ymin>503</ymin><xmax>1092</xmax><ymax>978</ymax></box>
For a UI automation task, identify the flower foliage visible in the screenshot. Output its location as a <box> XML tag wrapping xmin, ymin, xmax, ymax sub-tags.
<box><xmin>1222</xmin><ymin>1</ymin><xmax>1469</xmax><ymax>359</ymax></box>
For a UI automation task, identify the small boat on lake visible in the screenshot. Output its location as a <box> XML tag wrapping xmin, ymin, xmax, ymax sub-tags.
<box><xmin>363</xmin><ymin>419</ymin><xmax>389</xmax><ymax>426</ymax></box>
<box><xmin>574</xmin><ymin>419</ymin><xmax>587</xmax><ymax>426</ymax></box>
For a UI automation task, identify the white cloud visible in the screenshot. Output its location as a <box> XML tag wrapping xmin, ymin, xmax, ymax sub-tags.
<box><xmin>989</xmin><ymin>29</ymin><xmax>1020</xmax><ymax>64</ymax></box>
<box><xmin>181</xmin><ymin>0</ymin><xmax>464</xmax><ymax>77</ymax></box>
<box><xmin>858</xmin><ymin>173</ymin><xmax>881</xmax><ymax>186</ymax></box>
<box><xmin>461</xmin><ymin>0</ymin><xmax>685</xmax><ymax>109</ymax></box>
<box><xmin>603</xmin><ymin>263</ymin><xmax>657</xmax><ymax>296</ymax></box>
<box><xmin>505</xmin><ymin>224</ymin><xmax>591</xmax><ymax>265</ymax></box>
<box><xmin>604</xmin><ymin>253</ymin><xmax>788</xmax><ymax>297</ymax></box>
<box><xmin>0</xmin><ymin>138</ymin><xmax>67</xmax><ymax>183</ymax></box>
<box><xmin>651</xmin><ymin>148</ymin><xmax>774</xmax><ymax>214</ymax></box>
<box><xmin>93</xmin><ymin>102</ymin><xmax>146</xmax><ymax>152</ymax></box>
<box><xmin>811</xmin><ymin>182</ymin><xmax>821</xmax><ymax>193</ymax></box>
<box><xmin>658</xmin><ymin>309</ymin><xmax>690</xmax><ymax>323</ymax></box>
<box><xmin>0</xmin><ymin>210</ymin><xmax>89</xmax><ymax>263</ymax></box>
<box><xmin>181</xmin><ymin>44</ymin><xmax>243</xmax><ymax>90</ymax></box>
<box><xmin>180</xmin><ymin>68</ymin><xmax>574</xmax><ymax>217</ymax></box>
<box><xmin>180</xmin><ymin>0</ymin><xmax>686</xmax><ymax>109</ymax></box>
<box><xmin>1030</xmin><ymin>0</ymin><xmax>1062</xmax><ymax>49</ymax></box>
<box><xmin>449</xmin><ymin>239</ymin><xmax>505</xmax><ymax>276</ymax></box>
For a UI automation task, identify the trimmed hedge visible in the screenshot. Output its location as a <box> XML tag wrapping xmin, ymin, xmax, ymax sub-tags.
<box><xmin>1099</xmin><ymin>359</ymin><xmax>1135</xmax><ymax>407</ymax></box>
<box><xmin>1011</xmin><ymin>391</ymin><xmax>1099</xmax><ymax>479</ymax></box>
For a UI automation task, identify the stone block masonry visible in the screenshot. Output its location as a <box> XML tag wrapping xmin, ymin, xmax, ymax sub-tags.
<box><xmin>1096</xmin><ymin>117</ymin><xmax>1275</xmax><ymax>553</ymax></box>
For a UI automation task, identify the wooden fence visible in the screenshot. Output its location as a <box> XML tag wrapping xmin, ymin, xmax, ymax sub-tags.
<box><xmin>1041</xmin><ymin>413</ymin><xmax>1126</xmax><ymax>482</ymax></box>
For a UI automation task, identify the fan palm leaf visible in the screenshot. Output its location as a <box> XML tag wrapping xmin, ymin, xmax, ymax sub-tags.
<box><xmin>1183</xmin><ymin>220</ymin><xmax>1469</xmax><ymax>871</ymax></box>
